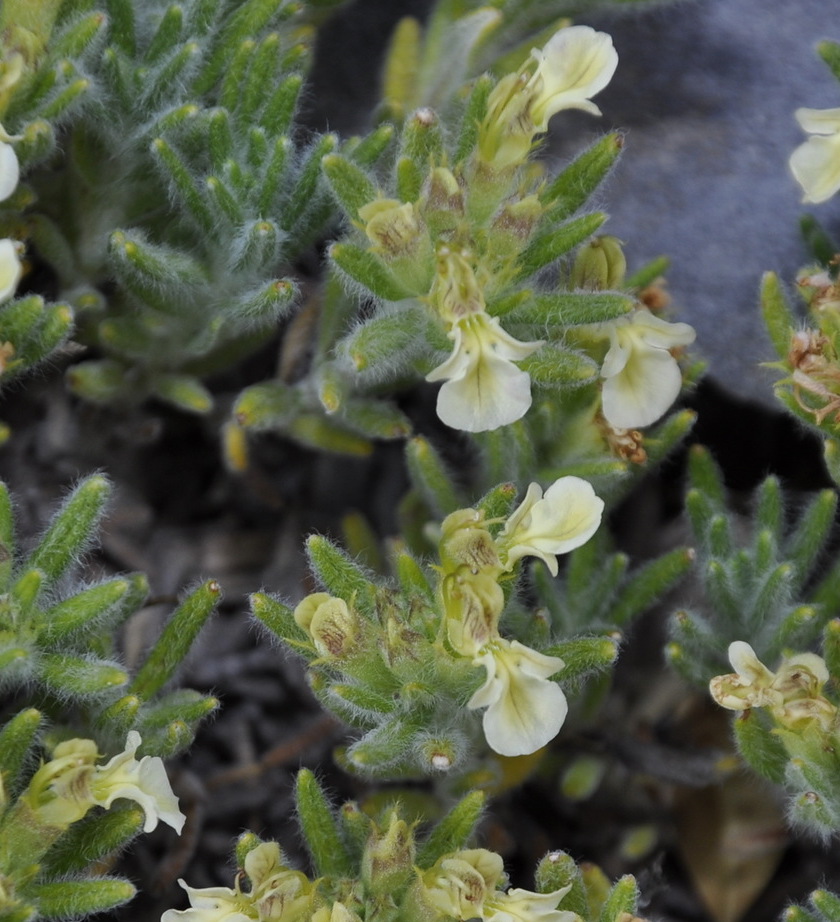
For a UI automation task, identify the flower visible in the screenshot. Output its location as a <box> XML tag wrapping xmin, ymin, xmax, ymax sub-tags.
<box><xmin>0</xmin><ymin>138</ymin><xmax>19</xmax><ymax>202</ymax></box>
<box><xmin>529</xmin><ymin>27</ymin><xmax>619</xmax><ymax>126</ymax></box>
<box><xmin>293</xmin><ymin>593</ymin><xmax>359</xmax><ymax>659</ymax></box>
<box><xmin>709</xmin><ymin>641</ymin><xmax>837</xmax><ymax>732</ymax></box>
<box><xmin>30</xmin><ymin>731</ymin><xmax>185</xmax><ymax>833</ymax></box>
<box><xmin>161</xmin><ymin>880</ymin><xmax>254</xmax><ymax>922</ymax></box>
<box><xmin>0</xmin><ymin>239</ymin><xmax>22</xmax><ymax>302</ymax></box>
<box><xmin>469</xmin><ymin>638</ymin><xmax>567</xmax><ymax>757</ymax></box>
<box><xmin>789</xmin><ymin>107</ymin><xmax>840</xmax><ymax>204</ymax></box>
<box><xmin>420</xmin><ymin>849</ymin><xmax>503</xmax><ymax>919</ymax></box>
<box><xmin>426</xmin><ymin>311</ymin><xmax>543</xmax><ymax>432</ymax></box>
<box><xmin>486</xmin><ymin>886</ymin><xmax>576</xmax><ymax>922</ymax></box>
<box><xmin>480</xmin><ymin>26</ymin><xmax>617</xmax><ymax>170</ymax></box>
<box><xmin>600</xmin><ymin>308</ymin><xmax>695</xmax><ymax>429</ymax></box>
<box><xmin>496</xmin><ymin>477</ymin><xmax>604</xmax><ymax>576</ymax></box>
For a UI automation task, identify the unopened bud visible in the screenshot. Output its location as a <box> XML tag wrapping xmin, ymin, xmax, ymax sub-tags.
<box><xmin>492</xmin><ymin>195</ymin><xmax>542</xmax><ymax>242</ymax></box>
<box><xmin>362</xmin><ymin>811</ymin><xmax>416</xmax><ymax>896</ymax></box>
<box><xmin>359</xmin><ymin>199</ymin><xmax>424</xmax><ymax>258</ymax></box>
<box><xmin>293</xmin><ymin>594</ymin><xmax>360</xmax><ymax>659</ymax></box>
<box><xmin>571</xmin><ymin>235</ymin><xmax>626</xmax><ymax>290</ymax></box>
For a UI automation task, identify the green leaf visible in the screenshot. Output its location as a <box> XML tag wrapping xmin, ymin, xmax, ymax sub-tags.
<box><xmin>800</xmin><ymin>214</ymin><xmax>838</xmax><ymax>267</ymax></box>
<box><xmin>818</xmin><ymin>40</ymin><xmax>840</xmax><ymax>82</ymax></box>
<box><xmin>295</xmin><ymin>768</ymin><xmax>353</xmax><ymax>877</ymax></box>
<box><xmin>105</xmin><ymin>0</ymin><xmax>136</xmax><ymax>55</ymax></box>
<box><xmin>732</xmin><ymin>710</ymin><xmax>787</xmax><ymax>785</ymax></box>
<box><xmin>322</xmin><ymin>154</ymin><xmax>378</xmax><ymax>221</ymax></box>
<box><xmin>597</xmin><ymin>875</ymin><xmax>638</xmax><ymax>922</ymax></box>
<box><xmin>508</xmin><ymin>292</ymin><xmax>633</xmax><ymax>326</ymax></box>
<box><xmin>40</xmin><ymin>804</ymin><xmax>144</xmax><ymax>876</ymax></box>
<box><xmin>341</xmin><ymin>398</ymin><xmax>412</xmax><ymax>440</ymax></box>
<box><xmin>0</xmin><ymin>708</ymin><xmax>42</xmax><ymax>797</ymax></box>
<box><xmin>129</xmin><ymin>579</ymin><xmax>221</xmax><ymax>700</ymax></box>
<box><xmin>40</xmin><ymin>654</ymin><xmax>128</xmax><ymax>698</ymax></box>
<box><xmin>234</xmin><ymin>381</ymin><xmax>302</xmax><ymax>430</ymax></box>
<box><xmin>760</xmin><ymin>272</ymin><xmax>795</xmax><ymax>360</ymax></box>
<box><xmin>145</xmin><ymin>4</ymin><xmax>184</xmax><ymax>62</ymax></box>
<box><xmin>520</xmin><ymin>346</ymin><xmax>598</xmax><ymax>388</ymax></box>
<box><xmin>405</xmin><ymin>436</ymin><xmax>464</xmax><ymax>516</ymax></box>
<box><xmin>251</xmin><ymin>592</ymin><xmax>310</xmax><ymax>648</ymax></box>
<box><xmin>28</xmin><ymin>475</ymin><xmax>110</xmax><ymax>588</ymax></box>
<box><xmin>455</xmin><ymin>74</ymin><xmax>492</xmax><ymax>164</ymax></box>
<box><xmin>787</xmin><ymin>489</ymin><xmax>837</xmax><ymax>582</ymax></box>
<box><xmin>330</xmin><ymin>243</ymin><xmax>414</xmax><ymax>301</ymax></box>
<box><xmin>541</xmin><ymin>132</ymin><xmax>624</xmax><ymax>219</ymax></box>
<box><xmin>415</xmin><ymin>791</ymin><xmax>484</xmax><ymax>867</ymax></box>
<box><xmin>546</xmin><ymin>636</ymin><xmax>618</xmax><ymax>684</ymax></box>
<box><xmin>516</xmin><ymin>212</ymin><xmax>607</xmax><ymax>278</ymax></box>
<box><xmin>306</xmin><ymin>535</ymin><xmax>378</xmax><ymax>618</ymax></box>
<box><xmin>36</xmin><ymin>578</ymin><xmax>134</xmax><ymax>644</ymax></box>
<box><xmin>609</xmin><ymin>548</ymin><xmax>694</xmax><ymax>627</ymax></box>
<box><xmin>342</xmin><ymin>305</ymin><xmax>428</xmax><ymax>373</ymax></box>
<box><xmin>28</xmin><ymin>878</ymin><xmax>136</xmax><ymax>919</ymax></box>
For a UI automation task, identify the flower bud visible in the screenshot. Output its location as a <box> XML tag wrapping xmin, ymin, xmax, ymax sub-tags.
<box><xmin>295</xmin><ymin>594</ymin><xmax>360</xmax><ymax>659</ymax></box>
<box><xmin>571</xmin><ymin>235</ymin><xmax>626</xmax><ymax>290</ymax></box>
<box><xmin>362</xmin><ymin>811</ymin><xmax>416</xmax><ymax>896</ymax></box>
<box><xmin>359</xmin><ymin>199</ymin><xmax>424</xmax><ymax>259</ymax></box>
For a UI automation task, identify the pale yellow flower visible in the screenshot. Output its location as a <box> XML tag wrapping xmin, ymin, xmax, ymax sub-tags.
<box><xmin>0</xmin><ymin>139</ymin><xmax>18</xmax><ymax>201</ymax></box>
<box><xmin>421</xmin><ymin>849</ymin><xmax>503</xmax><ymax>919</ymax></box>
<box><xmin>29</xmin><ymin>731</ymin><xmax>184</xmax><ymax>833</ymax></box>
<box><xmin>709</xmin><ymin>641</ymin><xmax>837</xmax><ymax>732</ymax></box>
<box><xmin>469</xmin><ymin>638</ymin><xmax>566</xmax><ymax>757</ymax></box>
<box><xmin>426</xmin><ymin>311</ymin><xmax>543</xmax><ymax>432</ymax></box>
<box><xmin>496</xmin><ymin>477</ymin><xmax>604</xmax><ymax>576</ymax></box>
<box><xmin>480</xmin><ymin>26</ymin><xmax>617</xmax><ymax>170</ymax></box>
<box><xmin>0</xmin><ymin>239</ymin><xmax>22</xmax><ymax>302</ymax></box>
<box><xmin>486</xmin><ymin>885</ymin><xmax>576</xmax><ymax>922</ymax></box>
<box><xmin>160</xmin><ymin>881</ymin><xmax>254</xmax><ymax>922</ymax></box>
<box><xmin>600</xmin><ymin>308</ymin><xmax>695</xmax><ymax>429</ymax></box>
<box><xmin>789</xmin><ymin>107</ymin><xmax>840</xmax><ymax>204</ymax></box>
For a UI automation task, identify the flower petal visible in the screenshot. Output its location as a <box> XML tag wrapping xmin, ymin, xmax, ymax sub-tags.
<box><xmin>0</xmin><ymin>239</ymin><xmax>23</xmax><ymax>302</ymax></box>
<box><xmin>428</xmin><ymin>313</ymin><xmax>542</xmax><ymax>432</ymax></box>
<box><xmin>469</xmin><ymin>640</ymin><xmax>567</xmax><ymax>757</ymax></box>
<box><xmin>498</xmin><ymin>477</ymin><xmax>603</xmax><ymax>574</ymax></box>
<box><xmin>790</xmin><ymin>132</ymin><xmax>840</xmax><ymax>204</ymax></box>
<box><xmin>0</xmin><ymin>142</ymin><xmax>18</xmax><ymax>202</ymax></box>
<box><xmin>530</xmin><ymin>26</ymin><xmax>618</xmax><ymax>129</ymax></box>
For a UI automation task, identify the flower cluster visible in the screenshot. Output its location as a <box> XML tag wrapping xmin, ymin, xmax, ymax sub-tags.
<box><xmin>709</xmin><ymin>641</ymin><xmax>838</xmax><ymax>732</ymax></box>
<box><xmin>440</xmin><ymin>477</ymin><xmax>604</xmax><ymax>756</ymax></box>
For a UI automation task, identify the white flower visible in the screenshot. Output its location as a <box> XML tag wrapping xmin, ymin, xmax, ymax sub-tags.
<box><xmin>90</xmin><ymin>731</ymin><xmax>185</xmax><ymax>833</ymax></box>
<box><xmin>27</xmin><ymin>732</ymin><xmax>184</xmax><ymax>834</ymax></box>
<box><xmin>789</xmin><ymin>107</ymin><xmax>840</xmax><ymax>204</ymax></box>
<box><xmin>481</xmin><ymin>26</ymin><xmax>617</xmax><ymax>170</ymax></box>
<box><xmin>0</xmin><ymin>238</ymin><xmax>23</xmax><ymax>302</ymax></box>
<box><xmin>529</xmin><ymin>26</ymin><xmax>618</xmax><ymax>127</ymax></box>
<box><xmin>496</xmin><ymin>477</ymin><xmax>604</xmax><ymax>576</ymax></box>
<box><xmin>469</xmin><ymin>638</ymin><xmax>567</xmax><ymax>757</ymax></box>
<box><xmin>486</xmin><ymin>886</ymin><xmax>576</xmax><ymax>922</ymax></box>
<box><xmin>0</xmin><ymin>140</ymin><xmax>18</xmax><ymax>202</ymax></box>
<box><xmin>426</xmin><ymin>312</ymin><xmax>543</xmax><ymax>432</ymax></box>
<box><xmin>600</xmin><ymin>308</ymin><xmax>695</xmax><ymax>429</ymax></box>
<box><xmin>161</xmin><ymin>880</ymin><xmax>253</xmax><ymax>922</ymax></box>
<box><xmin>421</xmin><ymin>849</ymin><xmax>503</xmax><ymax>920</ymax></box>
